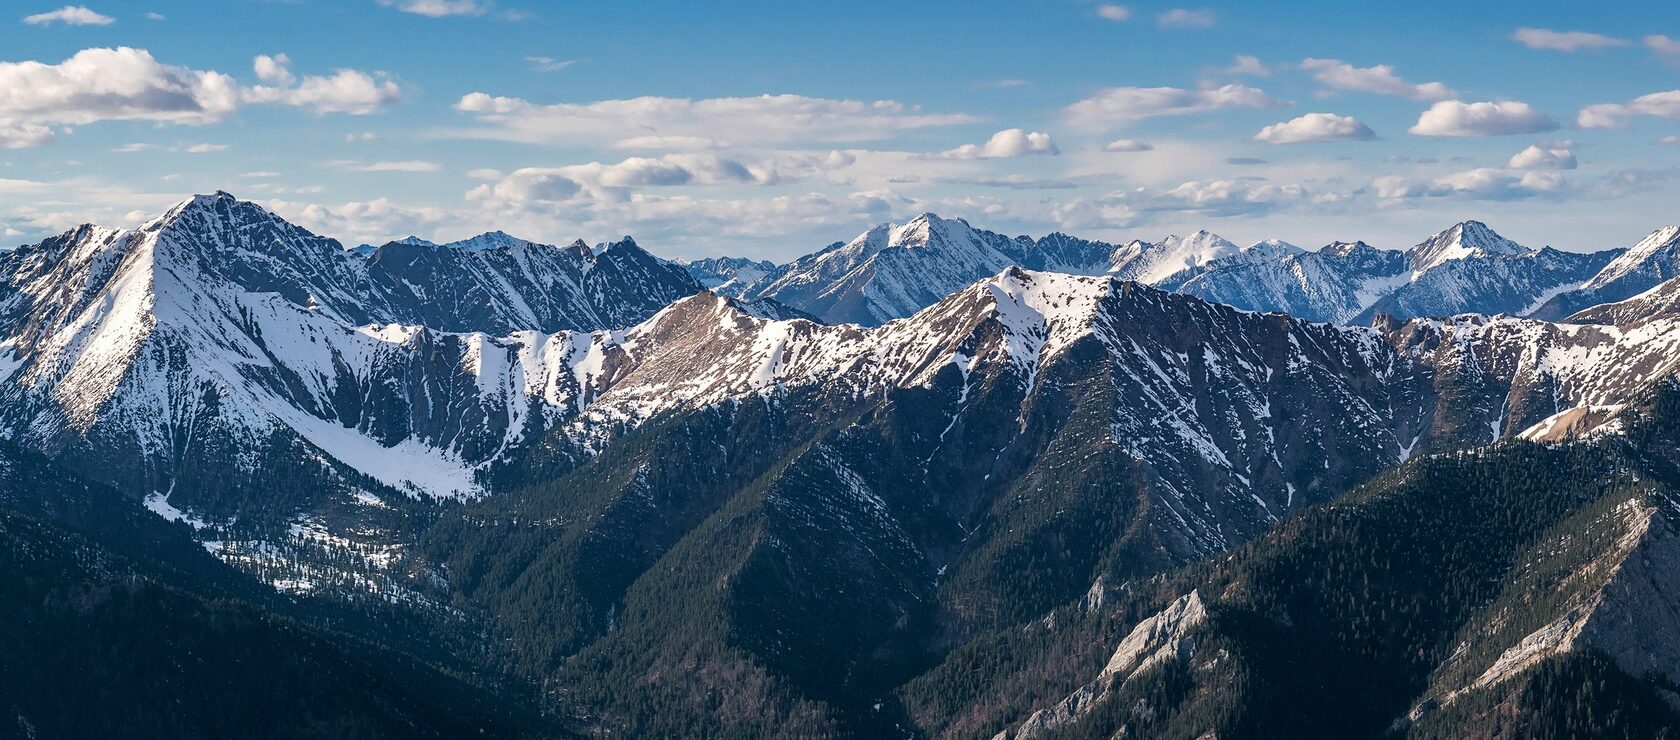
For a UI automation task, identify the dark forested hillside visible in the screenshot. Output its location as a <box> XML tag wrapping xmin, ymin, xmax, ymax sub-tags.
<box><xmin>0</xmin><ymin>445</ymin><xmax>559</xmax><ymax>739</ymax></box>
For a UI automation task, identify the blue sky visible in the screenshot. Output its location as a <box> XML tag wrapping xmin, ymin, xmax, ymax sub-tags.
<box><xmin>1</xmin><ymin>0</ymin><xmax>1677</xmax><ymax>260</ymax></box>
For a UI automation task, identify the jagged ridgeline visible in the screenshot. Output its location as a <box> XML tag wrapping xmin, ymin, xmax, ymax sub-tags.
<box><xmin>5</xmin><ymin>193</ymin><xmax>1680</xmax><ymax>737</ymax></box>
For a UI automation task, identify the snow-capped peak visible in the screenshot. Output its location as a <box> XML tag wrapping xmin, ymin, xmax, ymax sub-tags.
<box><xmin>889</xmin><ymin>212</ymin><xmax>974</xmax><ymax>249</ymax></box>
<box><xmin>1123</xmin><ymin>230</ymin><xmax>1242</xmax><ymax>284</ymax></box>
<box><xmin>394</xmin><ymin>235</ymin><xmax>436</xmax><ymax>247</ymax></box>
<box><xmin>1246</xmin><ymin>239</ymin><xmax>1304</xmax><ymax>258</ymax></box>
<box><xmin>1407</xmin><ymin>220</ymin><xmax>1530</xmax><ymax>272</ymax></box>
<box><xmin>1582</xmin><ymin>225</ymin><xmax>1680</xmax><ymax>291</ymax></box>
<box><xmin>440</xmin><ymin>230</ymin><xmax>537</xmax><ymax>252</ymax></box>
<box><xmin>1320</xmin><ymin>240</ymin><xmax>1375</xmax><ymax>257</ymax></box>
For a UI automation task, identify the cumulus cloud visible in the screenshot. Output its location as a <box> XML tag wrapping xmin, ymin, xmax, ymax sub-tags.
<box><xmin>1157</xmin><ymin>8</ymin><xmax>1216</xmax><ymax>28</ymax></box>
<box><xmin>1104</xmin><ymin>138</ymin><xmax>1153</xmax><ymax>152</ymax></box>
<box><xmin>252</xmin><ymin>53</ymin><xmax>294</xmax><ymax>85</ymax></box>
<box><xmin>1299</xmin><ymin>58</ymin><xmax>1455</xmax><ymax>101</ymax></box>
<box><xmin>0</xmin><ymin>47</ymin><xmax>238</xmax><ymax>126</ymax></box>
<box><xmin>377</xmin><ymin>0</ymin><xmax>488</xmax><ymax>17</ymax></box>
<box><xmin>1046</xmin><ymin>177</ymin><xmax>1339</xmax><ymax>230</ymax></box>
<box><xmin>1064</xmin><ymin>84</ymin><xmax>1279</xmax><ymax>129</ymax></box>
<box><xmin>453</xmin><ymin>92</ymin><xmax>978</xmax><ymax>147</ymax></box>
<box><xmin>1577</xmin><ymin>89</ymin><xmax>1680</xmax><ymax>128</ymax></box>
<box><xmin>464</xmin><ymin>153</ymin><xmax>797</xmax><ymax>215</ymax></box>
<box><xmin>1253</xmin><ymin>113</ymin><xmax>1375</xmax><ymax>144</ymax></box>
<box><xmin>1224</xmin><ymin>55</ymin><xmax>1269</xmax><ymax>77</ymax></box>
<box><xmin>1510</xmin><ymin>28</ymin><xmax>1630</xmax><ymax>52</ymax></box>
<box><xmin>0</xmin><ymin>48</ymin><xmax>402</xmax><ymax>147</ymax></box>
<box><xmin>1507</xmin><ymin>143</ymin><xmax>1577</xmax><ymax>170</ymax></box>
<box><xmin>22</xmin><ymin>5</ymin><xmax>113</xmax><ymax>26</ymax></box>
<box><xmin>1408</xmin><ymin>100</ymin><xmax>1558</xmax><ymax>136</ymax></box>
<box><xmin>1373</xmin><ymin>168</ymin><xmax>1568</xmax><ymax>201</ymax></box>
<box><xmin>931</xmin><ymin>128</ymin><xmax>1058</xmax><ymax>159</ymax></box>
<box><xmin>243</xmin><ymin>54</ymin><xmax>402</xmax><ymax>115</ymax></box>
<box><xmin>0</xmin><ymin>47</ymin><xmax>240</xmax><ymax>148</ymax></box>
<box><xmin>0</xmin><ymin>121</ymin><xmax>55</xmax><ymax>148</ymax></box>
<box><xmin>1096</xmin><ymin>4</ymin><xmax>1130</xmax><ymax>21</ymax></box>
<box><xmin>269</xmin><ymin>197</ymin><xmax>456</xmax><ymax>245</ymax></box>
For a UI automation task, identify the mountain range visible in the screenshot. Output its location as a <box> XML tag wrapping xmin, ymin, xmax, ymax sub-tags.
<box><xmin>5</xmin><ymin>192</ymin><xmax>1680</xmax><ymax>737</ymax></box>
<box><xmin>691</xmin><ymin>212</ymin><xmax>1672</xmax><ymax>329</ymax></box>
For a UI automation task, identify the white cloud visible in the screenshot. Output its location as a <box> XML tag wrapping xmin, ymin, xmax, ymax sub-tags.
<box><xmin>0</xmin><ymin>121</ymin><xmax>55</xmax><ymax>148</ymax></box>
<box><xmin>1658</xmin><ymin>135</ymin><xmax>1680</xmax><ymax>145</ymax></box>
<box><xmin>1507</xmin><ymin>143</ymin><xmax>1577</xmax><ymax>170</ymax></box>
<box><xmin>145</xmin><ymin>11</ymin><xmax>163</xmax><ymax>20</ymax></box>
<box><xmin>1649</xmin><ymin>35</ymin><xmax>1680</xmax><ymax>56</ymax></box>
<box><xmin>1253</xmin><ymin>113</ymin><xmax>1375</xmax><ymax>144</ymax></box>
<box><xmin>1510</xmin><ymin>28</ymin><xmax>1630</xmax><ymax>52</ymax></box>
<box><xmin>0</xmin><ymin>48</ymin><xmax>402</xmax><ymax>148</ymax></box>
<box><xmin>1409</xmin><ymin>100</ymin><xmax>1558</xmax><ymax>136</ymax></box>
<box><xmin>466</xmin><ymin>168</ymin><xmax>501</xmax><ymax>180</ymax></box>
<box><xmin>0</xmin><ymin>47</ymin><xmax>240</xmax><ymax>148</ymax></box>
<box><xmin>1373</xmin><ymin>168</ymin><xmax>1568</xmax><ymax>201</ymax></box>
<box><xmin>1046</xmin><ymin>178</ymin><xmax>1332</xmax><ymax>230</ymax></box>
<box><xmin>117</xmin><ymin>142</ymin><xmax>224</xmax><ymax>153</ymax></box>
<box><xmin>243</xmin><ymin>55</ymin><xmax>402</xmax><ymax>115</ymax></box>
<box><xmin>1064</xmin><ymin>84</ymin><xmax>1279</xmax><ymax>129</ymax></box>
<box><xmin>526</xmin><ymin>56</ymin><xmax>576</xmax><ymax>72</ymax></box>
<box><xmin>1096</xmin><ymin>5</ymin><xmax>1130</xmax><ymax>21</ymax></box>
<box><xmin>1224</xmin><ymin>55</ymin><xmax>1269</xmax><ymax>77</ymax></box>
<box><xmin>345</xmin><ymin>131</ymin><xmax>379</xmax><ymax>142</ymax></box>
<box><xmin>269</xmin><ymin>197</ymin><xmax>456</xmax><ymax>245</ymax></box>
<box><xmin>377</xmin><ymin>0</ymin><xmax>487</xmax><ymax>17</ymax></box>
<box><xmin>1299</xmin><ymin>58</ymin><xmax>1455</xmax><ymax>101</ymax></box>
<box><xmin>253</xmin><ymin>53</ymin><xmax>294</xmax><ymax>85</ymax></box>
<box><xmin>1577</xmin><ymin>90</ymin><xmax>1680</xmax><ymax>128</ymax></box>
<box><xmin>1157</xmin><ymin>8</ymin><xmax>1216</xmax><ymax>28</ymax></box>
<box><xmin>465</xmin><ymin>153</ymin><xmax>791</xmax><ymax>214</ymax></box>
<box><xmin>453</xmin><ymin>92</ymin><xmax>979</xmax><ymax>146</ymax></box>
<box><xmin>972</xmin><ymin>79</ymin><xmax>1028</xmax><ymax>90</ymax></box>
<box><xmin>22</xmin><ymin>5</ymin><xmax>114</xmax><ymax>26</ymax></box>
<box><xmin>337</xmin><ymin>160</ymin><xmax>441</xmax><ymax>173</ymax></box>
<box><xmin>1104</xmin><ymin>138</ymin><xmax>1153</xmax><ymax>152</ymax></box>
<box><xmin>612</xmin><ymin>135</ymin><xmax>722</xmax><ymax>150</ymax></box>
<box><xmin>932</xmin><ymin>128</ymin><xmax>1058</xmax><ymax>159</ymax></box>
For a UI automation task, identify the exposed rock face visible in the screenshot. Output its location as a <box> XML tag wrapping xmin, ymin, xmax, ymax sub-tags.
<box><xmin>366</xmin><ymin>234</ymin><xmax>701</xmax><ymax>334</ymax></box>
<box><xmin>998</xmin><ymin>591</ymin><xmax>1208</xmax><ymax>739</ymax></box>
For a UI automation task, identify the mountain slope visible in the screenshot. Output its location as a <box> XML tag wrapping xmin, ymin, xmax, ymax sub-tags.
<box><xmin>0</xmin><ymin>193</ymin><xmax>701</xmax><ymax>511</ymax></box>
<box><xmin>0</xmin><ymin>442</ymin><xmax>555</xmax><ymax>739</ymax></box>
<box><xmin>1161</xmin><ymin>240</ymin><xmax>1409</xmax><ymax>324</ymax></box>
<box><xmin>365</xmin><ymin>232</ymin><xmax>701</xmax><ymax>334</ymax></box>
<box><xmin>1531</xmin><ymin>226</ymin><xmax>1680</xmax><ymax>321</ymax></box>
<box><xmin>937</xmin><ymin>382</ymin><xmax>1680</xmax><ymax>739</ymax></box>
<box><xmin>1565</xmin><ymin>275</ymin><xmax>1680</xmax><ymax>326</ymax></box>
<box><xmin>414</xmin><ymin>268</ymin><xmax>1469</xmax><ymax>735</ymax></box>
